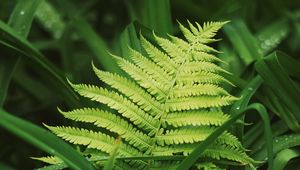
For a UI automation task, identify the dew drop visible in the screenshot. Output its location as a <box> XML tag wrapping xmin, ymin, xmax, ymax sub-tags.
<box><xmin>275</xmin><ymin>139</ymin><xmax>278</xmax><ymax>143</ymax></box>
<box><xmin>20</xmin><ymin>11</ymin><xmax>25</xmax><ymax>15</ymax></box>
<box><xmin>50</xmin><ymin>149</ymin><xmax>56</xmax><ymax>154</ymax></box>
<box><xmin>236</xmin><ymin>106</ymin><xmax>240</xmax><ymax>110</ymax></box>
<box><xmin>265</xmin><ymin>40</ymin><xmax>271</xmax><ymax>46</ymax></box>
<box><xmin>248</xmin><ymin>87</ymin><xmax>253</xmax><ymax>91</ymax></box>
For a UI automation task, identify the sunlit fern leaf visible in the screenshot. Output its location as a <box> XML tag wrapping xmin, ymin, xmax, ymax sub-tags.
<box><xmin>163</xmin><ymin>110</ymin><xmax>230</xmax><ymax>127</ymax></box>
<box><xmin>58</xmin><ymin>108</ymin><xmax>153</xmax><ymax>151</ymax></box>
<box><xmin>32</xmin><ymin>156</ymin><xmax>63</xmax><ymax>165</ymax></box>
<box><xmin>46</xmin><ymin>125</ymin><xmax>148</xmax><ymax>168</ymax></box>
<box><xmin>39</xmin><ymin>21</ymin><xmax>255</xmax><ymax>169</ymax></box>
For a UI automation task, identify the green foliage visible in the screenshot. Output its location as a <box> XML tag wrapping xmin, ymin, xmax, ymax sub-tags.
<box><xmin>2</xmin><ymin>0</ymin><xmax>300</xmax><ymax>170</ymax></box>
<box><xmin>41</xmin><ymin>21</ymin><xmax>254</xmax><ymax>169</ymax></box>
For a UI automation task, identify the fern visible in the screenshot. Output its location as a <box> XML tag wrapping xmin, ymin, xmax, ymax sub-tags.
<box><xmin>39</xmin><ymin>21</ymin><xmax>255</xmax><ymax>169</ymax></box>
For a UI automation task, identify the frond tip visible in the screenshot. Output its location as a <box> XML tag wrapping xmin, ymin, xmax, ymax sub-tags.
<box><xmin>40</xmin><ymin>20</ymin><xmax>255</xmax><ymax>170</ymax></box>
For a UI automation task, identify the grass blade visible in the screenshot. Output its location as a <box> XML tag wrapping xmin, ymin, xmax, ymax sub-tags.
<box><xmin>273</xmin><ymin>148</ymin><xmax>300</xmax><ymax>170</ymax></box>
<box><xmin>0</xmin><ymin>0</ymin><xmax>42</xmax><ymax>106</ymax></box>
<box><xmin>118</xmin><ymin>22</ymin><xmax>142</xmax><ymax>59</ymax></box>
<box><xmin>223</xmin><ymin>19</ymin><xmax>262</xmax><ymax>65</ymax></box>
<box><xmin>0</xmin><ymin>109</ymin><xmax>95</xmax><ymax>170</ymax></box>
<box><xmin>0</xmin><ymin>20</ymin><xmax>80</xmax><ymax>107</ymax></box>
<box><xmin>141</xmin><ymin>0</ymin><xmax>173</xmax><ymax>34</ymax></box>
<box><xmin>255</xmin><ymin>51</ymin><xmax>300</xmax><ymax>131</ymax></box>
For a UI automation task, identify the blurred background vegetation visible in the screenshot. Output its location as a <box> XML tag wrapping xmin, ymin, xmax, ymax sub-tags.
<box><xmin>1</xmin><ymin>0</ymin><xmax>300</xmax><ymax>169</ymax></box>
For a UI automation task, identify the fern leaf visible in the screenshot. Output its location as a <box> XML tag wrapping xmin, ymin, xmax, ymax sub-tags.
<box><xmin>92</xmin><ymin>66</ymin><xmax>163</xmax><ymax>117</ymax></box>
<box><xmin>191</xmin><ymin>51</ymin><xmax>225</xmax><ymax>63</ymax></box>
<box><xmin>129</xmin><ymin>48</ymin><xmax>172</xmax><ymax>86</ymax></box>
<box><xmin>181</xmin><ymin>61</ymin><xmax>230</xmax><ymax>74</ymax></box>
<box><xmin>178</xmin><ymin>21</ymin><xmax>195</xmax><ymax>43</ymax></box>
<box><xmin>154</xmin><ymin>143</ymin><xmax>253</xmax><ymax>165</ymax></box>
<box><xmin>32</xmin><ymin>156</ymin><xmax>62</xmax><ymax>164</ymax></box>
<box><xmin>58</xmin><ymin>108</ymin><xmax>153</xmax><ymax>151</ymax></box>
<box><xmin>163</xmin><ymin>110</ymin><xmax>230</xmax><ymax>127</ymax></box>
<box><xmin>41</xmin><ymin>21</ymin><xmax>255</xmax><ymax>169</ymax></box>
<box><xmin>171</xmin><ymin>84</ymin><xmax>230</xmax><ymax>98</ymax></box>
<box><xmin>113</xmin><ymin>55</ymin><xmax>168</xmax><ymax>100</ymax></box>
<box><xmin>46</xmin><ymin>126</ymin><xmax>148</xmax><ymax>168</ymax></box>
<box><xmin>177</xmin><ymin>71</ymin><xmax>234</xmax><ymax>86</ymax></box>
<box><xmin>154</xmin><ymin>33</ymin><xmax>188</xmax><ymax>63</ymax></box>
<box><xmin>167</xmin><ymin>96</ymin><xmax>238</xmax><ymax>111</ymax></box>
<box><xmin>156</xmin><ymin>127</ymin><xmax>242</xmax><ymax>148</ymax></box>
<box><xmin>196</xmin><ymin>21</ymin><xmax>228</xmax><ymax>41</ymax></box>
<box><xmin>140</xmin><ymin>35</ymin><xmax>178</xmax><ymax>74</ymax></box>
<box><xmin>69</xmin><ymin>82</ymin><xmax>159</xmax><ymax>134</ymax></box>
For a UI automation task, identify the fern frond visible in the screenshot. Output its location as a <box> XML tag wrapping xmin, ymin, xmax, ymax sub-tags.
<box><xmin>156</xmin><ymin>127</ymin><xmax>242</xmax><ymax>148</ymax></box>
<box><xmin>163</xmin><ymin>110</ymin><xmax>230</xmax><ymax>127</ymax></box>
<box><xmin>129</xmin><ymin>48</ymin><xmax>172</xmax><ymax>86</ymax></box>
<box><xmin>69</xmin><ymin>82</ymin><xmax>159</xmax><ymax>134</ymax></box>
<box><xmin>92</xmin><ymin>66</ymin><xmax>163</xmax><ymax>117</ymax></box>
<box><xmin>41</xmin><ymin>21</ymin><xmax>255</xmax><ymax>169</ymax></box>
<box><xmin>191</xmin><ymin>51</ymin><xmax>225</xmax><ymax>63</ymax></box>
<box><xmin>32</xmin><ymin>156</ymin><xmax>62</xmax><ymax>164</ymax></box>
<box><xmin>154</xmin><ymin>143</ymin><xmax>253</xmax><ymax>165</ymax></box>
<box><xmin>46</xmin><ymin>126</ymin><xmax>148</xmax><ymax>168</ymax></box>
<box><xmin>154</xmin><ymin>33</ymin><xmax>188</xmax><ymax>63</ymax></box>
<box><xmin>58</xmin><ymin>108</ymin><xmax>153</xmax><ymax>151</ymax></box>
<box><xmin>195</xmin><ymin>21</ymin><xmax>228</xmax><ymax>41</ymax></box>
<box><xmin>181</xmin><ymin>61</ymin><xmax>230</xmax><ymax>74</ymax></box>
<box><xmin>171</xmin><ymin>84</ymin><xmax>230</xmax><ymax>98</ymax></box>
<box><xmin>113</xmin><ymin>55</ymin><xmax>168</xmax><ymax>100</ymax></box>
<box><xmin>177</xmin><ymin>71</ymin><xmax>234</xmax><ymax>86</ymax></box>
<box><xmin>167</xmin><ymin>96</ymin><xmax>238</xmax><ymax>111</ymax></box>
<box><xmin>140</xmin><ymin>35</ymin><xmax>178</xmax><ymax>74</ymax></box>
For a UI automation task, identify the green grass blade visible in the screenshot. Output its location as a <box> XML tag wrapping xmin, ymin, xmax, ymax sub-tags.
<box><xmin>71</xmin><ymin>16</ymin><xmax>120</xmax><ymax>73</ymax></box>
<box><xmin>229</xmin><ymin>75</ymin><xmax>263</xmax><ymax>140</ymax></box>
<box><xmin>256</xmin><ymin>18</ymin><xmax>289</xmax><ymax>55</ymax></box>
<box><xmin>103</xmin><ymin>137</ymin><xmax>121</xmax><ymax>170</ymax></box>
<box><xmin>118</xmin><ymin>22</ymin><xmax>142</xmax><ymax>59</ymax></box>
<box><xmin>141</xmin><ymin>0</ymin><xmax>173</xmax><ymax>34</ymax></box>
<box><xmin>0</xmin><ymin>109</ymin><xmax>95</xmax><ymax>170</ymax></box>
<box><xmin>255</xmin><ymin>51</ymin><xmax>300</xmax><ymax>131</ymax></box>
<box><xmin>223</xmin><ymin>19</ymin><xmax>262</xmax><ymax>65</ymax></box>
<box><xmin>0</xmin><ymin>0</ymin><xmax>42</xmax><ymax>106</ymax></box>
<box><xmin>35</xmin><ymin>0</ymin><xmax>65</xmax><ymax>39</ymax></box>
<box><xmin>273</xmin><ymin>148</ymin><xmax>300</xmax><ymax>170</ymax></box>
<box><xmin>0</xmin><ymin>20</ymin><xmax>80</xmax><ymax>107</ymax></box>
<box><xmin>252</xmin><ymin>134</ymin><xmax>300</xmax><ymax>163</ymax></box>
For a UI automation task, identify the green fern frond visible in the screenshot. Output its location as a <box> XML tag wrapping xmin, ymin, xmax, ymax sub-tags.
<box><xmin>140</xmin><ymin>35</ymin><xmax>178</xmax><ymax>74</ymax></box>
<box><xmin>156</xmin><ymin>127</ymin><xmax>242</xmax><ymax>148</ymax></box>
<box><xmin>154</xmin><ymin>143</ymin><xmax>252</xmax><ymax>164</ymax></box>
<box><xmin>46</xmin><ymin>126</ymin><xmax>148</xmax><ymax>167</ymax></box>
<box><xmin>128</xmin><ymin>47</ymin><xmax>172</xmax><ymax>86</ymax></box>
<box><xmin>181</xmin><ymin>61</ymin><xmax>230</xmax><ymax>74</ymax></box>
<box><xmin>42</xmin><ymin>21</ymin><xmax>255</xmax><ymax>169</ymax></box>
<box><xmin>92</xmin><ymin>65</ymin><xmax>163</xmax><ymax>117</ymax></box>
<box><xmin>32</xmin><ymin>156</ymin><xmax>62</xmax><ymax>164</ymax></box>
<box><xmin>163</xmin><ymin>110</ymin><xmax>230</xmax><ymax>127</ymax></box>
<box><xmin>177</xmin><ymin>71</ymin><xmax>234</xmax><ymax>86</ymax></box>
<box><xmin>58</xmin><ymin>108</ymin><xmax>153</xmax><ymax>151</ymax></box>
<box><xmin>171</xmin><ymin>84</ymin><xmax>230</xmax><ymax>98</ymax></box>
<box><xmin>113</xmin><ymin>55</ymin><xmax>168</xmax><ymax>100</ymax></box>
<box><xmin>69</xmin><ymin>82</ymin><xmax>160</xmax><ymax>134</ymax></box>
<box><xmin>167</xmin><ymin>95</ymin><xmax>238</xmax><ymax>111</ymax></box>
